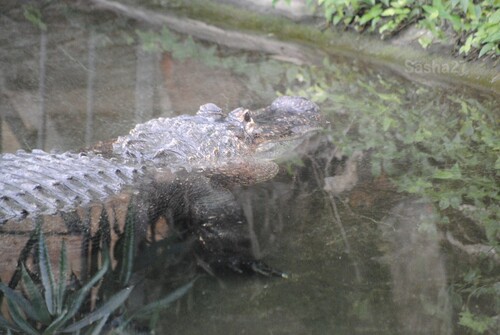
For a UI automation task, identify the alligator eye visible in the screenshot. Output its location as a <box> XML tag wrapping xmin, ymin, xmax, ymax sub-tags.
<box><xmin>243</xmin><ymin>111</ymin><xmax>251</xmax><ymax>122</ymax></box>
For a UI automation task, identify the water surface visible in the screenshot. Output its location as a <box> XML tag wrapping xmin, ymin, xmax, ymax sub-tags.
<box><xmin>1</xmin><ymin>3</ymin><xmax>498</xmax><ymax>335</ymax></box>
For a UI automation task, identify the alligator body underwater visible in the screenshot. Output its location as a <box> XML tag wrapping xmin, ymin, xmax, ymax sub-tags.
<box><xmin>0</xmin><ymin>96</ymin><xmax>322</xmax><ymax>275</ymax></box>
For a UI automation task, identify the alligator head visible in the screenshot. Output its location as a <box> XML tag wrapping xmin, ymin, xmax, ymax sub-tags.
<box><xmin>245</xmin><ymin>96</ymin><xmax>324</xmax><ymax>160</ymax></box>
<box><xmin>113</xmin><ymin>96</ymin><xmax>324</xmax><ymax>181</ymax></box>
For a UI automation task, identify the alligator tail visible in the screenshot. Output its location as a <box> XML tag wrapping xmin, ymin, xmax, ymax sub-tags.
<box><xmin>0</xmin><ymin>150</ymin><xmax>139</xmax><ymax>223</ymax></box>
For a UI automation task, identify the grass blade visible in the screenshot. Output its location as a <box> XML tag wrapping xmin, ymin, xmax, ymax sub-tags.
<box><xmin>38</xmin><ymin>229</ymin><xmax>56</xmax><ymax>315</ymax></box>
<box><xmin>61</xmin><ymin>287</ymin><xmax>132</xmax><ymax>333</ymax></box>
<box><xmin>21</xmin><ymin>265</ymin><xmax>51</xmax><ymax>324</ymax></box>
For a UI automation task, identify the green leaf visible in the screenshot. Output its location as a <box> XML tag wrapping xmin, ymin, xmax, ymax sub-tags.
<box><xmin>0</xmin><ymin>283</ymin><xmax>39</xmax><ymax>322</ymax></box>
<box><xmin>459</xmin><ymin>35</ymin><xmax>474</xmax><ymax>54</ymax></box>
<box><xmin>433</xmin><ymin>164</ymin><xmax>462</xmax><ymax>180</ymax></box>
<box><xmin>439</xmin><ymin>198</ymin><xmax>450</xmax><ymax>209</ymax></box>
<box><xmin>87</xmin><ymin>314</ymin><xmax>109</xmax><ymax>335</ymax></box>
<box><xmin>21</xmin><ymin>265</ymin><xmax>52</xmax><ymax>324</ymax></box>
<box><xmin>478</xmin><ymin>43</ymin><xmax>494</xmax><ymax>58</ymax></box>
<box><xmin>61</xmin><ymin>287</ymin><xmax>133</xmax><ymax>333</ymax></box>
<box><xmin>22</xmin><ymin>5</ymin><xmax>47</xmax><ymax>31</ymax></box>
<box><xmin>418</xmin><ymin>35</ymin><xmax>433</xmax><ymax>48</ymax></box>
<box><xmin>483</xmin><ymin>30</ymin><xmax>500</xmax><ymax>43</ymax></box>
<box><xmin>423</xmin><ymin>5</ymin><xmax>439</xmax><ymax>20</ymax></box>
<box><xmin>332</xmin><ymin>13</ymin><xmax>342</xmax><ymax>25</ymax></box>
<box><xmin>449</xmin><ymin>196</ymin><xmax>462</xmax><ymax>209</ymax></box>
<box><xmin>460</xmin><ymin>0</ymin><xmax>469</xmax><ymax>13</ymax></box>
<box><xmin>67</xmin><ymin>247</ymin><xmax>110</xmax><ymax>312</ymax></box>
<box><xmin>488</xmin><ymin>10</ymin><xmax>500</xmax><ymax>24</ymax></box>
<box><xmin>414</xmin><ymin>128</ymin><xmax>433</xmax><ymax>141</ymax></box>
<box><xmin>381</xmin><ymin>8</ymin><xmax>396</xmax><ymax>16</ymax></box>
<box><xmin>6</xmin><ymin>299</ymin><xmax>38</xmax><ymax>335</ymax></box>
<box><xmin>38</xmin><ymin>228</ymin><xmax>56</xmax><ymax>315</ymax></box>
<box><xmin>0</xmin><ymin>313</ymin><xmax>20</xmax><ymax>332</ymax></box>
<box><xmin>359</xmin><ymin>4</ymin><xmax>382</xmax><ymax>25</ymax></box>
<box><xmin>382</xmin><ymin>116</ymin><xmax>393</xmax><ymax>131</ymax></box>
<box><xmin>119</xmin><ymin>203</ymin><xmax>136</xmax><ymax>286</ymax></box>
<box><xmin>44</xmin><ymin>247</ymin><xmax>110</xmax><ymax>333</ymax></box>
<box><xmin>387</xmin><ymin>8</ymin><xmax>402</xmax><ymax>17</ymax></box>
<box><xmin>378</xmin><ymin>92</ymin><xmax>400</xmax><ymax>103</ymax></box>
<box><xmin>56</xmin><ymin>240</ymin><xmax>68</xmax><ymax>315</ymax></box>
<box><xmin>458</xmin><ymin>309</ymin><xmax>494</xmax><ymax>333</ymax></box>
<box><xmin>379</xmin><ymin>20</ymin><xmax>397</xmax><ymax>34</ymax></box>
<box><xmin>448</xmin><ymin>14</ymin><xmax>462</xmax><ymax>31</ymax></box>
<box><xmin>43</xmin><ymin>308</ymin><xmax>69</xmax><ymax>335</ymax></box>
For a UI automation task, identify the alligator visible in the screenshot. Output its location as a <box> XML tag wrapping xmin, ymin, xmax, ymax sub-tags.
<box><xmin>0</xmin><ymin>96</ymin><xmax>322</xmax><ymax>275</ymax></box>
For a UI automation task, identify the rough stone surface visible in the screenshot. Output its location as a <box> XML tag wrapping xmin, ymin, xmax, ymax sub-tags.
<box><xmin>213</xmin><ymin>0</ymin><xmax>316</xmax><ymax>21</ymax></box>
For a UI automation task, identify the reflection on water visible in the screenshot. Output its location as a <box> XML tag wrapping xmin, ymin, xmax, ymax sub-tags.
<box><xmin>1</xmin><ymin>14</ymin><xmax>269</xmax><ymax>153</ymax></box>
<box><xmin>381</xmin><ymin>198</ymin><xmax>452</xmax><ymax>335</ymax></box>
<box><xmin>1</xmin><ymin>2</ymin><xmax>499</xmax><ymax>335</ymax></box>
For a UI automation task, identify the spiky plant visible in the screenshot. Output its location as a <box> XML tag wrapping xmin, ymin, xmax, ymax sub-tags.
<box><xmin>0</xmin><ymin>202</ymin><xmax>196</xmax><ymax>334</ymax></box>
<box><xmin>0</xmin><ymin>225</ymin><xmax>132</xmax><ymax>335</ymax></box>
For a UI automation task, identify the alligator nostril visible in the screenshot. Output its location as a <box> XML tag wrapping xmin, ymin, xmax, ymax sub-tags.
<box><xmin>244</xmin><ymin>111</ymin><xmax>251</xmax><ymax>122</ymax></box>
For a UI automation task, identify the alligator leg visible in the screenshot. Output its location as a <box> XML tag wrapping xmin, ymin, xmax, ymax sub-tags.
<box><xmin>148</xmin><ymin>174</ymin><xmax>286</xmax><ymax>278</ymax></box>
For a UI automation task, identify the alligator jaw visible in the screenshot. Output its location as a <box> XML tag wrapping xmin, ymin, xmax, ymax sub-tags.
<box><xmin>251</xmin><ymin>96</ymin><xmax>324</xmax><ymax>160</ymax></box>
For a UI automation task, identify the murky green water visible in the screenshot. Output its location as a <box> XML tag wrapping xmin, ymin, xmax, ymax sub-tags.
<box><xmin>1</xmin><ymin>2</ymin><xmax>498</xmax><ymax>335</ymax></box>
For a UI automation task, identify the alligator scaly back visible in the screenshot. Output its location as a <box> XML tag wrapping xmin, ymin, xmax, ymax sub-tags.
<box><xmin>0</xmin><ymin>150</ymin><xmax>139</xmax><ymax>222</ymax></box>
<box><xmin>0</xmin><ymin>96</ymin><xmax>322</xmax><ymax>223</ymax></box>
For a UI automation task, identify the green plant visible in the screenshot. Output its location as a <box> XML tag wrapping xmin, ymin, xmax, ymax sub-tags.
<box><xmin>456</xmin><ymin>3</ymin><xmax>500</xmax><ymax>58</ymax></box>
<box><xmin>452</xmin><ymin>268</ymin><xmax>500</xmax><ymax>334</ymax></box>
<box><xmin>0</xmin><ymin>203</ymin><xmax>197</xmax><ymax>334</ymax></box>
<box><xmin>420</xmin><ymin>0</ymin><xmax>500</xmax><ymax>58</ymax></box>
<box><xmin>458</xmin><ymin>309</ymin><xmax>496</xmax><ymax>334</ymax></box>
<box><xmin>0</xmin><ymin>225</ymin><xmax>130</xmax><ymax>334</ymax></box>
<box><xmin>23</xmin><ymin>5</ymin><xmax>47</xmax><ymax>31</ymax></box>
<box><xmin>22</xmin><ymin>1</ymin><xmax>57</xmax><ymax>31</ymax></box>
<box><xmin>274</xmin><ymin>0</ymin><xmax>500</xmax><ymax>58</ymax></box>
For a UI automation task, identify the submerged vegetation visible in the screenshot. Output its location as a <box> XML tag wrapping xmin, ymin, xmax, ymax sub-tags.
<box><xmin>282</xmin><ymin>59</ymin><xmax>499</xmax><ymax>334</ymax></box>
<box><xmin>283</xmin><ymin>57</ymin><xmax>498</xmax><ymax>244</ymax></box>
